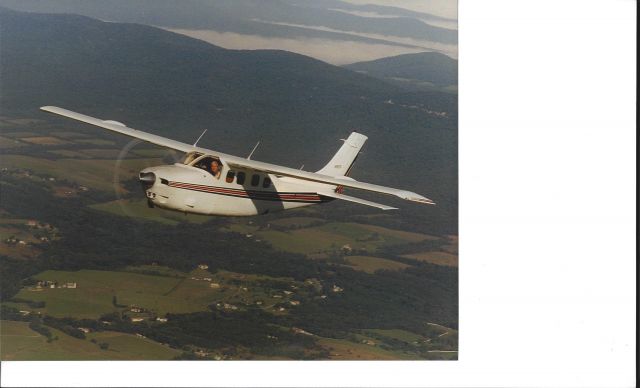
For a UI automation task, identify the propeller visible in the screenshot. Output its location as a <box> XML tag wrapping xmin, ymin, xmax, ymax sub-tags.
<box><xmin>112</xmin><ymin>139</ymin><xmax>144</xmax><ymax>217</ymax></box>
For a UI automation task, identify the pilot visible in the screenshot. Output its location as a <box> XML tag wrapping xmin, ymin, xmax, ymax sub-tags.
<box><xmin>210</xmin><ymin>160</ymin><xmax>221</xmax><ymax>179</ymax></box>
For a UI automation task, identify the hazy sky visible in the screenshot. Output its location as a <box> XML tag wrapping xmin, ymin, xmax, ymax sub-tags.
<box><xmin>341</xmin><ymin>0</ymin><xmax>458</xmax><ymax>20</ymax></box>
<box><xmin>169</xmin><ymin>0</ymin><xmax>458</xmax><ymax>65</ymax></box>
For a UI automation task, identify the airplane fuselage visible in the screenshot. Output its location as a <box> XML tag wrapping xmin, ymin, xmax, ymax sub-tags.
<box><xmin>141</xmin><ymin>163</ymin><xmax>333</xmax><ymax>216</ymax></box>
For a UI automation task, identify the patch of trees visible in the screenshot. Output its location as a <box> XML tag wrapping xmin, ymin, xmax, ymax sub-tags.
<box><xmin>42</xmin><ymin>316</ymin><xmax>86</xmax><ymax>339</ymax></box>
<box><xmin>28</xmin><ymin>316</ymin><xmax>53</xmax><ymax>342</ymax></box>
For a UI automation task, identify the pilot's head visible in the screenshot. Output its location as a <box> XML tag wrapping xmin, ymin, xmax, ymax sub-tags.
<box><xmin>210</xmin><ymin>160</ymin><xmax>220</xmax><ymax>173</ymax></box>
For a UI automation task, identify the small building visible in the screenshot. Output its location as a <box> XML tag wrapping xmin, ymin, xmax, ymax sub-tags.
<box><xmin>283</xmin><ymin>290</ymin><xmax>293</xmax><ymax>295</ymax></box>
<box><xmin>78</xmin><ymin>327</ymin><xmax>91</xmax><ymax>334</ymax></box>
<box><xmin>289</xmin><ymin>300</ymin><xmax>300</xmax><ymax>306</ymax></box>
<box><xmin>209</xmin><ymin>283</ymin><xmax>220</xmax><ymax>288</ymax></box>
<box><xmin>197</xmin><ymin>264</ymin><xmax>209</xmax><ymax>270</ymax></box>
<box><xmin>156</xmin><ymin>317</ymin><xmax>168</xmax><ymax>323</ymax></box>
<box><xmin>131</xmin><ymin>318</ymin><xmax>144</xmax><ymax>322</ymax></box>
<box><xmin>66</xmin><ymin>282</ymin><xmax>77</xmax><ymax>289</ymax></box>
<box><xmin>19</xmin><ymin>310</ymin><xmax>31</xmax><ymax>316</ymax></box>
<box><xmin>332</xmin><ymin>285</ymin><xmax>344</xmax><ymax>293</ymax></box>
<box><xmin>203</xmin><ymin>277</ymin><xmax>212</xmax><ymax>281</ymax></box>
<box><xmin>292</xmin><ymin>327</ymin><xmax>313</xmax><ymax>336</ymax></box>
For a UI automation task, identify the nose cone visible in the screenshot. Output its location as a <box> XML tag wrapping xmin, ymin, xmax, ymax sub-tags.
<box><xmin>139</xmin><ymin>171</ymin><xmax>156</xmax><ymax>188</ymax></box>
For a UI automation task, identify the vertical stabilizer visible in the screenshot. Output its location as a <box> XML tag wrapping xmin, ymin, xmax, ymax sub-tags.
<box><xmin>317</xmin><ymin>132</ymin><xmax>367</xmax><ymax>177</ymax></box>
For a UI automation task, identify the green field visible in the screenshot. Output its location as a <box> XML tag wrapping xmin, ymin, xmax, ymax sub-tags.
<box><xmin>402</xmin><ymin>251</ymin><xmax>458</xmax><ymax>267</ymax></box>
<box><xmin>256</xmin><ymin>222</ymin><xmax>435</xmax><ymax>254</ymax></box>
<box><xmin>270</xmin><ymin>217</ymin><xmax>325</xmax><ymax>228</ymax></box>
<box><xmin>15</xmin><ymin>270</ymin><xmax>211</xmax><ymax>318</ymax></box>
<box><xmin>51</xmin><ymin>131</ymin><xmax>91</xmax><ymax>139</ymax></box>
<box><xmin>74</xmin><ymin>138</ymin><xmax>116</xmax><ymax>146</ymax></box>
<box><xmin>0</xmin><ymin>136</ymin><xmax>26</xmax><ymax>148</ymax></box>
<box><xmin>47</xmin><ymin>149</ymin><xmax>91</xmax><ymax>158</ymax></box>
<box><xmin>91</xmin><ymin>199</ymin><xmax>211</xmax><ymax>225</ymax></box>
<box><xmin>345</xmin><ymin>256</ymin><xmax>411</xmax><ymax>273</ymax></box>
<box><xmin>0</xmin><ymin>320</ymin><xmax>179</xmax><ymax>360</ymax></box>
<box><xmin>317</xmin><ymin>337</ymin><xmax>414</xmax><ymax>360</ymax></box>
<box><xmin>0</xmin><ymin>155</ymin><xmax>163</xmax><ymax>192</ymax></box>
<box><xmin>365</xmin><ymin>328</ymin><xmax>424</xmax><ymax>343</ymax></box>
<box><xmin>14</xmin><ymin>269</ymin><xmax>305</xmax><ymax>318</ymax></box>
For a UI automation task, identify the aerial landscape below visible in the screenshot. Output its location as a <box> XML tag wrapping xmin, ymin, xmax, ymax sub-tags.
<box><xmin>0</xmin><ymin>1</ymin><xmax>457</xmax><ymax>360</ymax></box>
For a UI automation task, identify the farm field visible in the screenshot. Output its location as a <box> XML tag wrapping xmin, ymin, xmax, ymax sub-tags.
<box><xmin>345</xmin><ymin>256</ymin><xmax>411</xmax><ymax>273</ymax></box>
<box><xmin>14</xmin><ymin>269</ymin><xmax>206</xmax><ymax>318</ymax></box>
<box><xmin>12</xmin><ymin>268</ymin><xmax>309</xmax><ymax>319</ymax></box>
<box><xmin>91</xmin><ymin>199</ymin><xmax>211</xmax><ymax>225</ymax></box>
<box><xmin>0</xmin><ymin>155</ymin><xmax>164</xmax><ymax>192</ymax></box>
<box><xmin>317</xmin><ymin>337</ymin><xmax>414</xmax><ymax>360</ymax></box>
<box><xmin>256</xmin><ymin>222</ymin><xmax>436</xmax><ymax>255</ymax></box>
<box><xmin>401</xmin><ymin>251</ymin><xmax>458</xmax><ymax>267</ymax></box>
<box><xmin>20</xmin><ymin>136</ymin><xmax>69</xmax><ymax>145</ymax></box>
<box><xmin>269</xmin><ymin>217</ymin><xmax>325</xmax><ymax>228</ymax></box>
<box><xmin>0</xmin><ymin>320</ymin><xmax>179</xmax><ymax>360</ymax></box>
<box><xmin>0</xmin><ymin>135</ymin><xmax>25</xmax><ymax>148</ymax></box>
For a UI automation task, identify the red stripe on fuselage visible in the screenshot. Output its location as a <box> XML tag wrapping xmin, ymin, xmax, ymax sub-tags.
<box><xmin>167</xmin><ymin>181</ymin><xmax>325</xmax><ymax>203</ymax></box>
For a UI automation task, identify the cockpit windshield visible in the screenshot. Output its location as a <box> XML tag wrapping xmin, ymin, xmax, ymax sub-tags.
<box><xmin>183</xmin><ymin>152</ymin><xmax>203</xmax><ymax>165</ymax></box>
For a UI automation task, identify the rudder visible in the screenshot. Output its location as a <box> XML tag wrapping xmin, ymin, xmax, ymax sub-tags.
<box><xmin>317</xmin><ymin>132</ymin><xmax>367</xmax><ymax>177</ymax></box>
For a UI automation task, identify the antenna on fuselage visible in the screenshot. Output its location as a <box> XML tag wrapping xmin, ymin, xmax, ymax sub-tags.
<box><xmin>247</xmin><ymin>141</ymin><xmax>261</xmax><ymax>160</ymax></box>
<box><xmin>193</xmin><ymin>129</ymin><xmax>208</xmax><ymax>147</ymax></box>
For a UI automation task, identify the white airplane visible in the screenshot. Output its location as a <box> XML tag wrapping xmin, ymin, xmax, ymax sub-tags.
<box><xmin>40</xmin><ymin>106</ymin><xmax>435</xmax><ymax>216</ymax></box>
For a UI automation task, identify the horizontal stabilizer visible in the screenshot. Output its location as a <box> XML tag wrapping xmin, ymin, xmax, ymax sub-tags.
<box><xmin>319</xmin><ymin>191</ymin><xmax>397</xmax><ymax>210</ymax></box>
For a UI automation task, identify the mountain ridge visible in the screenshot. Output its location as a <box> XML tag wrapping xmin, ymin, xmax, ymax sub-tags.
<box><xmin>0</xmin><ymin>7</ymin><xmax>457</xmax><ymax>232</ymax></box>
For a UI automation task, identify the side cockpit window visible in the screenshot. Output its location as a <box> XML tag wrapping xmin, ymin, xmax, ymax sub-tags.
<box><xmin>226</xmin><ymin>171</ymin><xmax>235</xmax><ymax>183</ymax></box>
<box><xmin>193</xmin><ymin>156</ymin><xmax>222</xmax><ymax>179</ymax></box>
<box><xmin>251</xmin><ymin>174</ymin><xmax>260</xmax><ymax>186</ymax></box>
<box><xmin>263</xmin><ymin>177</ymin><xmax>272</xmax><ymax>188</ymax></box>
<box><xmin>237</xmin><ymin>172</ymin><xmax>246</xmax><ymax>185</ymax></box>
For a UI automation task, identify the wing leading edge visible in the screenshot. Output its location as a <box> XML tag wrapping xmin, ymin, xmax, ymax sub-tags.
<box><xmin>40</xmin><ymin>106</ymin><xmax>435</xmax><ymax>207</ymax></box>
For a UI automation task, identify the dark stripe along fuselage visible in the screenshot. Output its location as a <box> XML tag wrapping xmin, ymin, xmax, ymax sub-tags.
<box><xmin>168</xmin><ymin>181</ymin><xmax>332</xmax><ymax>203</ymax></box>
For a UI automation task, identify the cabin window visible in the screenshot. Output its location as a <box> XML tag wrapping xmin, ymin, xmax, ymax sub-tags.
<box><xmin>236</xmin><ymin>172</ymin><xmax>246</xmax><ymax>185</ymax></box>
<box><xmin>263</xmin><ymin>177</ymin><xmax>272</xmax><ymax>188</ymax></box>
<box><xmin>226</xmin><ymin>171</ymin><xmax>235</xmax><ymax>183</ymax></box>
<box><xmin>251</xmin><ymin>174</ymin><xmax>260</xmax><ymax>186</ymax></box>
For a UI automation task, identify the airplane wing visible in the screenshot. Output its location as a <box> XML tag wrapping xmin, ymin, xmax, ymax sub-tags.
<box><xmin>40</xmin><ymin>106</ymin><xmax>435</xmax><ymax>206</ymax></box>
<box><xmin>40</xmin><ymin>106</ymin><xmax>196</xmax><ymax>153</ymax></box>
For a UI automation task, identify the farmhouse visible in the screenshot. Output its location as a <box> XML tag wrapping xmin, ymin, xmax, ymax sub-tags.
<box><xmin>131</xmin><ymin>317</ymin><xmax>144</xmax><ymax>322</ymax></box>
<box><xmin>292</xmin><ymin>327</ymin><xmax>314</xmax><ymax>336</ymax></box>
<box><xmin>197</xmin><ymin>264</ymin><xmax>209</xmax><ymax>270</ymax></box>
